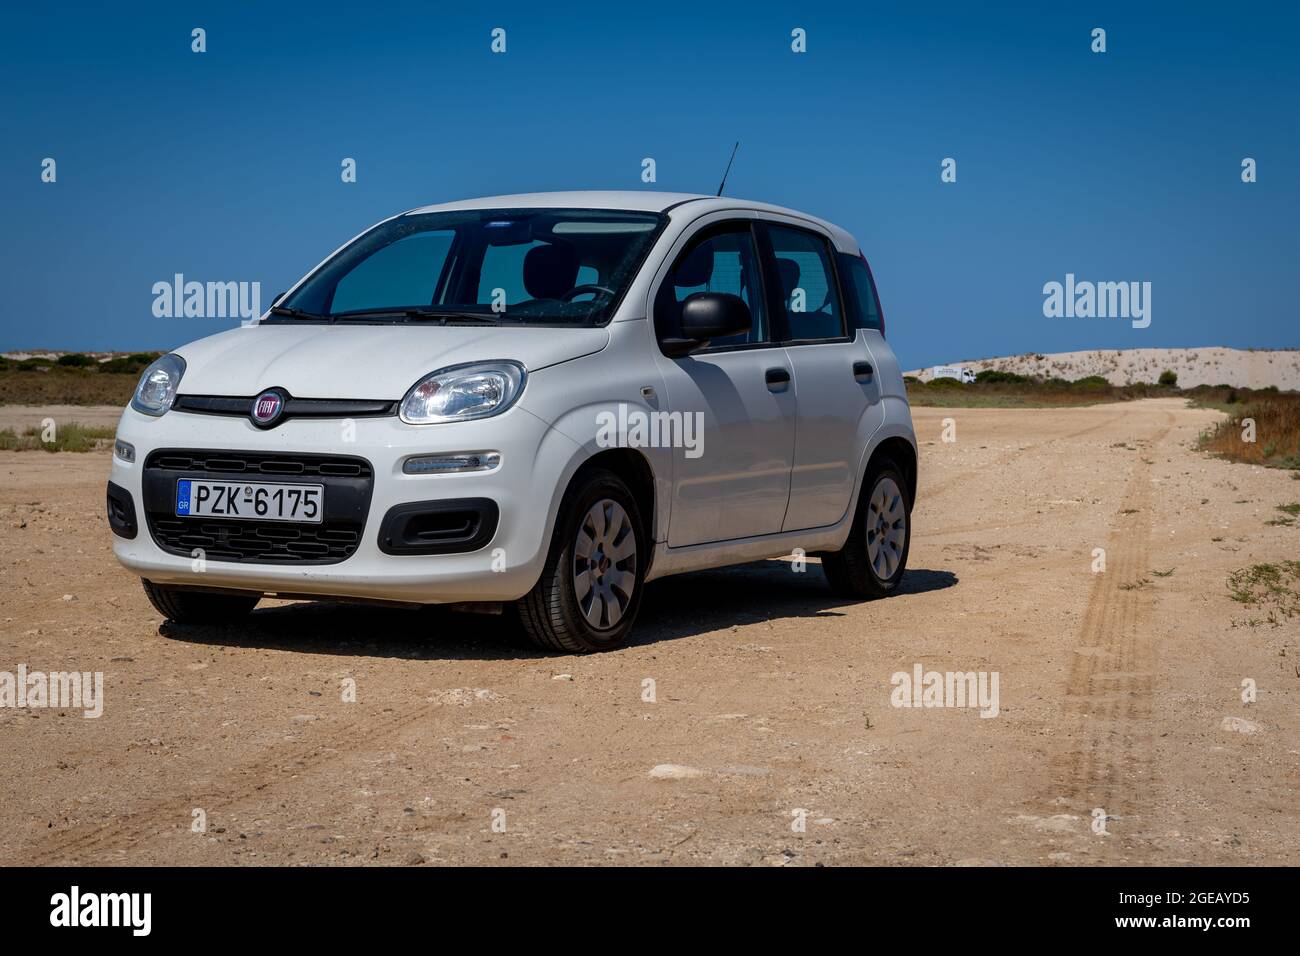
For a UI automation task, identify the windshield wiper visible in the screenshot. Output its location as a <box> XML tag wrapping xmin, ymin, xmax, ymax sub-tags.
<box><xmin>268</xmin><ymin>305</ymin><xmax>326</xmax><ymax>320</ymax></box>
<box><xmin>404</xmin><ymin>309</ymin><xmax>507</xmax><ymax>325</ymax></box>
<box><xmin>331</xmin><ymin>308</ymin><xmax>506</xmax><ymax>325</ymax></box>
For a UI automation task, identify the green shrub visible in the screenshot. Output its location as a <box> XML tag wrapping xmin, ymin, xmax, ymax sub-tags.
<box><xmin>56</xmin><ymin>352</ymin><xmax>95</xmax><ymax>367</ymax></box>
<box><xmin>1072</xmin><ymin>375</ymin><xmax>1110</xmax><ymax>389</ymax></box>
<box><xmin>974</xmin><ymin>369</ymin><xmax>1030</xmax><ymax>384</ymax></box>
<box><xmin>1158</xmin><ymin>369</ymin><xmax>1178</xmax><ymax>387</ymax></box>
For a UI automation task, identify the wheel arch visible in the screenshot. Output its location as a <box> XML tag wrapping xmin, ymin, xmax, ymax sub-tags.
<box><xmin>866</xmin><ymin>434</ymin><xmax>918</xmax><ymax>505</ymax></box>
<box><xmin>573</xmin><ymin>447</ymin><xmax>657</xmax><ymax>541</ymax></box>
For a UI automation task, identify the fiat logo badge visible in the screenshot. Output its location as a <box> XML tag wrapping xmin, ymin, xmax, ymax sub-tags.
<box><xmin>251</xmin><ymin>390</ymin><xmax>285</xmax><ymax>428</ymax></box>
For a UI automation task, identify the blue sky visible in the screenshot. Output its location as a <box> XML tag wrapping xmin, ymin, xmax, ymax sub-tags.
<box><xmin>1</xmin><ymin>1</ymin><xmax>1296</xmax><ymax>369</ymax></box>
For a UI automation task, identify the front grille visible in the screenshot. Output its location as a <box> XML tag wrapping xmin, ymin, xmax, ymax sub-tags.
<box><xmin>142</xmin><ymin>449</ymin><xmax>374</xmax><ymax>566</ymax></box>
<box><xmin>147</xmin><ymin>517</ymin><xmax>360</xmax><ymax>563</ymax></box>
<box><xmin>173</xmin><ymin>394</ymin><xmax>397</xmax><ymax>422</ymax></box>
<box><xmin>147</xmin><ymin>451</ymin><xmax>371</xmax><ymax>478</ymax></box>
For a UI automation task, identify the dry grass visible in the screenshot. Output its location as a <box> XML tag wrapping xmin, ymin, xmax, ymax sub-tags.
<box><xmin>0</xmin><ymin>369</ymin><xmax>138</xmax><ymax>406</ymax></box>
<box><xmin>0</xmin><ymin>353</ymin><xmax>158</xmax><ymax>406</ymax></box>
<box><xmin>0</xmin><ymin>422</ymin><xmax>116</xmax><ymax>452</ymax></box>
<box><xmin>1197</xmin><ymin>392</ymin><xmax>1300</xmax><ymax>470</ymax></box>
<box><xmin>904</xmin><ymin>376</ymin><xmax>1170</xmax><ymax>408</ymax></box>
<box><xmin>1227</xmin><ymin>561</ymin><xmax>1300</xmax><ymax>625</ymax></box>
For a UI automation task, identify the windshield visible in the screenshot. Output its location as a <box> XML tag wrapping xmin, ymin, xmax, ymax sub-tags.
<box><xmin>274</xmin><ymin>208</ymin><xmax>665</xmax><ymax>326</ymax></box>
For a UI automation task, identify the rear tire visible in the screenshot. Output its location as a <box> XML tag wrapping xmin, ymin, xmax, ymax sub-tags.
<box><xmin>141</xmin><ymin>579</ymin><xmax>259</xmax><ymax>624</ymax></box>
<box><xmin>516</xmin><ymin>468</ymin><xmax>647</xmax><ymax>653</ymax></box>
<box><xmin>822</xmin><ymin>458</ymin><xmax>911</xmax><ymax>599</ymax></box>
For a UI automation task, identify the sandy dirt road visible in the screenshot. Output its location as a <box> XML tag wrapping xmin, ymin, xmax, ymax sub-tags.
<box><xmin>0</xmin><ymin>405</ymin><xmax>123</xmax><ymax>432</ymax></box>
<box><xmin>1</xmin><ymin>398</ymin><xmax>1296</xmax><ymax>866</ymax></box>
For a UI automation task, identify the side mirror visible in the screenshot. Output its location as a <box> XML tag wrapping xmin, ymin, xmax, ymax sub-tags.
<box><xmin>660</xmin><ymin>292</ymin><xmax>751</xmax><ymax>357</ymax></box>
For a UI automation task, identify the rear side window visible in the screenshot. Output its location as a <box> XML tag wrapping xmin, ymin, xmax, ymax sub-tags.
<box><xmin>837</xmin><ymin>253</ymin><xmax>883</xmax><ymax>332</ymax></box>
<box><xmin>765</xmin><ymin>225</ymin><xmax>843</xmax><ymax>341</ymax></box>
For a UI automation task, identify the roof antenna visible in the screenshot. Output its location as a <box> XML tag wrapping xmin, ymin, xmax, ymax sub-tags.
<box><xmin>716</xmin><ymin>141</ymin><xmax>740</xmax><ymax>196</ymax></box>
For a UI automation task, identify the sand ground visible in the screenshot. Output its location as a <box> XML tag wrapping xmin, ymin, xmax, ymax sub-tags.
<box><xmin>0</xmin><ymin>405</ymin><xmax>123</xmax><ymax>432</ymax></box>
<box><xmin>0</xmin><ymin>398</ymin><xmax>1296</xmax><ymax>865</ymax></box>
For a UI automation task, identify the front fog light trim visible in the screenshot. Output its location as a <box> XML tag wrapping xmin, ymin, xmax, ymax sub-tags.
<box><xmin>403</xmin><ymin>451</ymin><xmax>502</xmax><ymax>475</ymax></box>
<box><xmin>114</xmin><ymin>439</ymin><xmax>136</xmax><ymax>463</ymax></box>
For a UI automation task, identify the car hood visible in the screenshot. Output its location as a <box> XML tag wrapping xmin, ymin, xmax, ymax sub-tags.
<box><xmin>174</xmin><ymin>323</ymin><xmax>610</xmax><ymax>399</ymax></box>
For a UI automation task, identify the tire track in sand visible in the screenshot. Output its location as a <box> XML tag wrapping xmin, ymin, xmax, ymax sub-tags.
<box><xmin>12</xmin><ymin>700</ymin><xmax>440</xmax><ymax>865</ymax></box>
<box><xmin>1036</xmin><ymin>412</ymin><xmax>1173</xmax><ymax>852</ymax></box>
<box><xmin>922</xmin><ymin>405</ymin><xmax>1131</xmax><ymax>500</ymax></box>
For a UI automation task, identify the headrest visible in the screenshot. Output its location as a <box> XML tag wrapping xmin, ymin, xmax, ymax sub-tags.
<box><xmin>674</xmin><ymin>243</ymin><xmax>714</xmax><ymax>288</ymax></box>
<box><xmin>523</xmin><ymin>243</ymin><xmax>579</xmax><ymax>299</ymax></box>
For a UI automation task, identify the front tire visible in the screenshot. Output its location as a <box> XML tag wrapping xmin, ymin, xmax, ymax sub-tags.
<box><xmin>822</xmin><ymin>459</ymin><xmax>911</xmax><ymax>599</ymax></box>
<box><xmin>141</xmin><ymin>579</ymin><xmax>259</xmax><ymax>624</ymax></box>
<box><xmin>516</xmin><ymin>468</ymin><xmax>647</xmax><ymax>653</ymax></box>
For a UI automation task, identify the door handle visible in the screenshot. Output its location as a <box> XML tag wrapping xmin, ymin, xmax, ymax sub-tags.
<box><xmin>765</xmin><ymin>367</ymin><xmax>791</xmax><ymax>391</ymax></box>
<box><xmin>853</xmin><ymin>360</ymin><xmax>874</xmax><ymax>381</ymax></box>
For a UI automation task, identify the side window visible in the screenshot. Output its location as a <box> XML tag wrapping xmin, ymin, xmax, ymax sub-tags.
<box><xmin>657</xmin><ymin>224</ymin><xmax>766</xmax><ymax>348</ymax></box>
<box><xmin>330</xmin><ymin>231</ymin><xmax>454</xmax><ymax>313</ymax></box>
<box><xmin>837</xmin><ymin>252</ymin><xmax>882</xmax><ymax>332</ymax></box>
<box><xmin>765</xmin><ymin>225</ymin><xmax>843</xmax><ymax>341</ymax></box>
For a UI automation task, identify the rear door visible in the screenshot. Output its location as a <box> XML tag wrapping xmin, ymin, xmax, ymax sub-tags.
<box><xmin>839</xmin><ymin>248</ymin><xmax>904</xmax><ymax>406</ymax></box>
<box><xmin>649</xmin><ymin>215</ymin><xmax>797</xmax><ymax>546</ymax></box>
<box><xmin>756</xmin><ymin>219</ymin><xmax>882</xmax><ymax>532</ymax></box>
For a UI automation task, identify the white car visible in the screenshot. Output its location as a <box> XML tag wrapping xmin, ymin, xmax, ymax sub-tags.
<box><xmin>107</xmin><ymin>192</ymin><xmax>917</xmax><ymax>652</ymax></box>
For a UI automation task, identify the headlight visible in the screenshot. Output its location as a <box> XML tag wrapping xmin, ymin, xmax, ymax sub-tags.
<box><xmin>130</xmin><ymin>353</ymin><xmax>186</xmax><ymax>417</ymax></box>
<box><xmin>400</xmin><ymin>361</ymin><xmax>525</xmax><ymax>425</ymax></box>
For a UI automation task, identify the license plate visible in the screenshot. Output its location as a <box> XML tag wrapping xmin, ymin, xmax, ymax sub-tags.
<box><xmin>176</xmin><ymin>479</ymin><xmax>323</xmax><ymax>523</ymax></box>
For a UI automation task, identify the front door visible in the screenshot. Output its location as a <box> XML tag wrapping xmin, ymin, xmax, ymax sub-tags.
<box><xmin>651</xmin><ymin>218</ymin><xmax>796</xmax><ymax>547</ymax></box>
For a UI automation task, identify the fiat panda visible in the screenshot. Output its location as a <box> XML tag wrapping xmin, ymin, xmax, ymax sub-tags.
<box><xmin>107</xmin><ymin>192</ymin><xmax>917</xmax><ymax>652</ymax></box>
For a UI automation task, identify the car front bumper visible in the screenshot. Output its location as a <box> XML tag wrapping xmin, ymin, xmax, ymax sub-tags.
<box><xmin>108</xmin><ymin>403</ymin><xmax>572</xmax><ymax>604</ymax></box>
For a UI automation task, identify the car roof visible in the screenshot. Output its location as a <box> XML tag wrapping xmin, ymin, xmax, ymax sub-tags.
<box><xmin>403</xmin><ymin>191</ymin><xmax>859</xmax><ymax>252</ymax></box>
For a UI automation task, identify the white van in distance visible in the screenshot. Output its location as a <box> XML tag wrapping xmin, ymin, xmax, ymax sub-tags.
<box><xmin>931</xmin><ymin>365</ymin><xmax>976</xmax><ymax>384</ymax></box>
<box><xmin>107</xmin><ymin>192</ymin><xmax>918</xmax><ymax>652</ymax></box>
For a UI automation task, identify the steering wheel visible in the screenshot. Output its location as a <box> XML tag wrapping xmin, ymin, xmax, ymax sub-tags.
<box><xmin>560</xmin><ymin>284</ymin><xmax>616</xmax><ymax>302</ymax></box>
